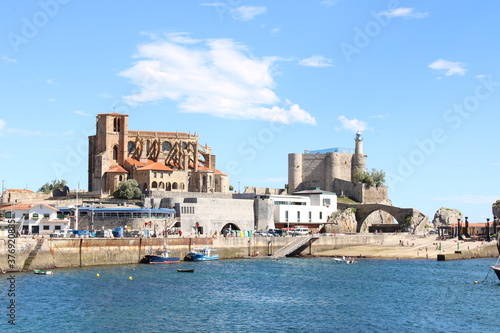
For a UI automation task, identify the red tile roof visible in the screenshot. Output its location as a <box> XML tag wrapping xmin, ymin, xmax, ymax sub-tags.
<box><xmin>0</xmin><ymin>203</ymin><xmax>58</xmax><ymax>211</ymax></box>
<box><xmin>97</xmin><ymin>113</ymin><xmax>128</xmax><ymax>116</ymax></box>
<box><xmin>6</xmin><ymin>189</ymin><xmax>34</xmax><ymax>193</ymax></box>
<box><xmin>106</xmin><ymin>165</ymin><xmax>128</xmax><ymax>173</ymax></box>
<box><xmin>137</xmin><ymin>162</ymin><xmax>174</xmax><ymax>172</ymax></box>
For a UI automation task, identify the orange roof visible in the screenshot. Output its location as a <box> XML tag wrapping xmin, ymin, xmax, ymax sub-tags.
<box><xmin>449</xmin><ymin>222</ymin><xmax>490</xmax><ymax>227</ymax></box>
<box><xmin>137</xmin><ymin>162</ymin><xmax>173</xmax><ymax>172</ymax></box>
<box><xmin>6</xmin><ymin>189</ymin><xmax>34</xmax><ymax>193</ymax></box>
<box><xmin>128</xmin><ymin>130</ymin><xmax>194</xmax><ymax>137</ymax></box>
<box><xmin>125</xmin><ymin>158</ymin><xmax>156</xmax><ymax>168</ymax></box>
<box><xmin>0</xmin><ymin>203</ymin><xmax>58</xmax><ymax>211</ymax></box>
<box><xmin>106</xmin><ymin>165</ymin><xmax>128</xmax><ymax>173</ymax></box>
<box><xmin>97</xmin><ymin>112</ymin><xmax>128</xmax><ymax>116</ymax></box>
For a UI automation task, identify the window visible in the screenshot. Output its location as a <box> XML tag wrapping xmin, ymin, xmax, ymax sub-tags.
<box><xmin>5</xmin><ymin>212</ymin><xmax>15</xmax><ymax>219</ymax></box>
<box><xmin>32</xmin><ymin>213</ymin><xmax>39</xmax><ymax>220</ymax></box>
<box><xmin>297</xmin><ymin>211</ymin><xmax>300</xmax><ymax>222</ymax></box>
<box><xmin>113</xmin><ymin>145</ymin><xmax>119</xmax><ymax>160</ymax></box>
<box><xmin>162</xmin><ymin>141</ymin><xmax>172</xmax><ymax>152</ymax></box>
<box><xmin>55</xmin><ymin>226</ymin><xmax>61</xmax><ymax>230</ymax></box>
<box><xmin>43</xmin><ymin>225</ymin><xmax>50</xmax><ymax>230</ymax></box>
<box><xmin>285</xmin><ymin>211</ymin><xmax>288</xmax><ymax>222</ymax></box>
<box><xmin>128</xmin><ymin>141</ymin><xmax>136</xmax><ymax>153</ymax></box>
<box><xmin>323</xmin><ymin>198</ymin><xmax>331</xmax><ymax>207</ymax></box>
<box><xmin>308</xmin><ymin>211</ymin><xmax>312</xmax><ymax>222</ymax></box>
<box><xmin>319</xmin><ymin>212</ymin><xmax>323</xmax><ymax>220</ymax></box>
<box><xmin>44</xmin><ymin>213</ymin><xmax>50</xmax><ymax>219</ymax></box>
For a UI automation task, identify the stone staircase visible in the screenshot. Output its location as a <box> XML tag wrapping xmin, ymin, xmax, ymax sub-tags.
<box><xmin>274</xmin><ymin>235</ymin><xmax>318</xmax><ymax>258</ymax></box>
<box><xmin>22</xmin><ymin>239</ymin><xmax>45</xmax><ymax>270</ymax></box>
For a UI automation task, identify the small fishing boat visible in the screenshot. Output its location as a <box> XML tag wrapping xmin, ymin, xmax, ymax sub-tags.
<box><xmin>34</xmin><ymin>269</ymin><xmax>53</xmax><ymax>275</ymax></box>
<box><xmin>140</xmin><ymin>250</ymin><xmax>181</xmax><ymax>264</ymax></box>
<box><xmin>184</xmin><ymin>247</ymin><xmax>219</xmax><ymax>261</ymax></box>
<box><xmin>177</xmin><ymin>269</ymin><xmax>194</xmax><ymax>273</ymax></box>
<box><xmin>490</xmin><ymin>235</ymin><xmax>500</xmax><ymax>281</ymax></box>
<box><xmin>333</xmin><ymin>256</ymin><xmax>354</xmax><ymax>264</ymax></box>
<box><xmin>491</xmin><ymin>265</ymin><xmax>500</xmax><ymax>281</ymax></box>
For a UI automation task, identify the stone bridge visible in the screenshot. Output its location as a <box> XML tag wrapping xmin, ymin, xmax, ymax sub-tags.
<box><xmin>339</xmin><ymin>203</ymin><xmax>429</xmax><ymax>233</ymax></box>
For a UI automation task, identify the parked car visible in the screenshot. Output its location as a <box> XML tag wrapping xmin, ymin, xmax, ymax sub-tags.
<box><xmin>268</xmin><ymin>229</ymin><xmax>285</xmax><ymax>236</ymax></box>
<box><xmin>289</xmin><ymin>227</ymin><xmax>309</xmax><ymax>236</ymax></box>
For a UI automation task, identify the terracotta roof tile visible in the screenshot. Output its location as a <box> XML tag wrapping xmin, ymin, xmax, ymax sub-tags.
<box><xmin>0</xmin><ymin>203</ymin><xmax>58</xmax><ymax>211</ymax></box>
<box><xmin>137</xmin><ymin>162</ymin><xmax>173</xmax><ymax>172</ymax></box>
<box><xmin>106</xmin><ymin>165</ymin><xmax>128</xmax><ymax>173</ymax></box>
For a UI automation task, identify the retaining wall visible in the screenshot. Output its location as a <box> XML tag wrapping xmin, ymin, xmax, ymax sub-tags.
<box><xmin>1</xmin><ymin>234</ymin><xmax>497</xmax><ymax>273</ymax></box>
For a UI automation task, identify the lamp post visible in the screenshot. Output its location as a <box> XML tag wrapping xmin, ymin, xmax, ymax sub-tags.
<box><xmin>486</xmin><ymin>218</ymin><xmax>491</xmax><ymax>242</ymax></box>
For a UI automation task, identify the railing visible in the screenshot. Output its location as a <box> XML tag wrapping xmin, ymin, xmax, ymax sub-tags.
<box><xmin>274</xmin><ymin>235</ymin><xmax>317</xmax><ymax>258</ymax></box>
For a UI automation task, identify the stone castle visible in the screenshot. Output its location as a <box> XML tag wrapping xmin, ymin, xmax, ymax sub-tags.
<box><xmin>287</xmin><ymin>132</ymin><xmax>389</xmax><ymax>204</ymax></box>
<box><xmin>88</xmin><ymin>113</ymin><xmax>230</xmax><ymax>194</ymax></box>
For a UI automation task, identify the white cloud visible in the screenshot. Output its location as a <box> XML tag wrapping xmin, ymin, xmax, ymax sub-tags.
<box><xmin>45</xmin><ymin>78</ymin><xmax>58</xmax><ymax>85</ymax></box>
<box><xmin>119</xmin><ymin>34</ymin><xmax>316</xmax><ymax>125</ymax></box>
<box><xmin>0</xmin><ymin>119</ymin><xmax>6</xmax><ymax>135</ymax></box>
<box><xmin>270</xmin><ymin>27</ymin><xmax>281</xmax><ymax>35</ymax></box>
<box><xmin>299</xmin><ymin>56</ymin><xmax>334</xmax><ymax>67</ymax></box>
<box><xmin>1</xmin><ymin>55</ymin><xmax>16</xmax><ymax>63</ymax></box>
<box><xmin>0</xmin><ymin>119</ymin><xmax>67</xmax><ymax>137</ymax></box>
<box><xmin>476</xmin><ymin>74</ymin><xmax>487</xmax><ymax>78</ymax></box>
<box><xmin>336</xmin><ymin>116</ymin><xmax>368</xmax><ymax>132</ymax></box>
<box><xmin>74</xmin><ymin>110</ymin><xmax>91</xmax><ymax>117</ymax></box>
<box><xmin>321</xmin><ymin>0</ymin><xmax>340</xmax><ymax>7</ymax></box>
<box><xmin>428</xmin><ymin>59</ymin><xmax>467</xmax><ymax>77</ymax></box>
<box><xmin>47</xmin><ymin>98</ymin><xmax>57</xmax><ymax>102</ymax></box>
<box><xmin>230</xmin><ymin>6</ymin><xmax>267</xmax><ymax>21</ymax></box>
<box><xmin>371</xmin><ymin>114</ymin><xmax>390</xmax><ymax>119</ymax></box>
<box><xmin>379</xmin><ymin>7</ymin><xmax>429</xmax><ymax>19</ymax></box>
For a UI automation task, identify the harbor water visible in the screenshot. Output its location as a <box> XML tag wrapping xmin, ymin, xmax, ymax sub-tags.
<box><xmin>2</xmin><ymin>257</ymin><xmax>499</xmax><ymax>332</ymax></box>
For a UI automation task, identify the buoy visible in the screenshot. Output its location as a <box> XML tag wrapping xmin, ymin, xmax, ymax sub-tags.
<box><xmin>128</xmin><ymin>276</ymin><xmax>133</xmax><ymax>280</ymax></box>
<box><xmin>474</xmin><ymin>281</ymin><xmax>478</xmax><ymax>284</ymax></box>
<box><xmin>96</xmin><ymin>273</ymin><xmax>100</xmax><ymax>277</ymax></box>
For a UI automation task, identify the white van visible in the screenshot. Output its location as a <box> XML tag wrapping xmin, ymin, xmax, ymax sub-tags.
<box><xmin>290</xmin><ymin>227</ymin><xmax>309</xmax><ymax>236</ymax></box>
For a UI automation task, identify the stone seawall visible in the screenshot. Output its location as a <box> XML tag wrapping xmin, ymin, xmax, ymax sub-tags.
<box><xmin>1</xmin><ymin>234</ymin><xmax>497</xmax><ymax>272</ymax></box>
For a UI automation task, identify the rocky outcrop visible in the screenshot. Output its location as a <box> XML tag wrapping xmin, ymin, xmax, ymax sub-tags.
<box><xmin>432</xmin><ymin>207</ymin><xmax>463</xmax><ymax>228</ymax></box>
<box><xmin>325</xmin><ymin>208</ymin><xmax>357</xmax><ymax>233</ymax></box>
<box><xmin>492</xmin><ymin>200</ymin><xmax>500</xmax><ymax>219</ymax></box>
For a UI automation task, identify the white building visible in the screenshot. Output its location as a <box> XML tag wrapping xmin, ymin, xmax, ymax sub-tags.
<box><xmin>0</xmin><ymin>203</ymin><xmax>71</xmax><ymax>235</ymax></box>
<box><xmin>266</xmin><ymin>189</ymin><xmax>338</xmax><ymax>231</ymax></box>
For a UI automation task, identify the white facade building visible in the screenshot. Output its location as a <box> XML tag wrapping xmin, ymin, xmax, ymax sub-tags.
<box><xmin>267</xmin><ymin>189</ymin><xmax>338</xmax><ymax>230</ymax></box>
<box><xmin>0</xmin><ymin>203</ymin><xmax>71</xmax><ymax>235</ymax></box>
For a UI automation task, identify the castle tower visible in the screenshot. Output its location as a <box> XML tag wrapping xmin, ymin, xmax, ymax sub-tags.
<box><xmin>355</xmin><ymin>131</ymin><xmax>363</xmax><ymax>155</ymax></box>
<box><xmin>88</xmin><ymin>113</ymin><xmax>129</xmax><ymax>191</ymax></box>
<box><xmin>351</xmin><ymin>131</ymin><xmax>366</xmax><ymax>181</ymax></box>
<box><xmin>288</xmin><ymin>153</ymin><xmax>303</xmax><ymax>194</ymax></box>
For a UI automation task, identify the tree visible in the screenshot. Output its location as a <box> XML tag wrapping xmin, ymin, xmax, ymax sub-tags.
<box><xmin>353</xmin><ymin>168</ymin><xmax>385</xmax><ymax>186</ymax></box>
<box><xmin>113</xmin><ymin>179</ymin><xmax>142</xmax><ymax>199</ymax></box>
<box><xmin>38</xmin><ymin>179</ymin><xmax>68</xmax><ymax>194</ymax></box>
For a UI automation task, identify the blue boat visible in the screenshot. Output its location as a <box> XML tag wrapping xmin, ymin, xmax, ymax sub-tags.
<box><xmin>140</xmin><ymin>250</ymin><xmax>181</xmax><ymax>264</ymax></box>
<box><xmin>184</xmin><ymin>247</ymin><xmax>219</xmax><ymax>261</ymax></box>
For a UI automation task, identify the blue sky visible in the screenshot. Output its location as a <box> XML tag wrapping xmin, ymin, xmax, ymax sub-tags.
<box><xmin>1</xmin><ymin>1</ymin><xmax>499</xmax><ymax>222</ymax></box>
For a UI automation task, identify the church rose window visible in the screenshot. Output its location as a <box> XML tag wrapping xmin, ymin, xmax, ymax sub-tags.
<box><xmin>128</xmin><ymin>141</ymin><xmax>136</xmax><ymax>153</ymax></box>
<box><xmin>162</xmin><ymin>141</ymin><xmax>172</xmax><ymax>152</ymax></box>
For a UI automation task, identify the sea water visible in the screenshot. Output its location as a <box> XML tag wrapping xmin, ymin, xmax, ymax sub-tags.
<box><xmin>1</xmin><ymin>257</ymin><xmax>498</xmax><ymax>332</ymax></box>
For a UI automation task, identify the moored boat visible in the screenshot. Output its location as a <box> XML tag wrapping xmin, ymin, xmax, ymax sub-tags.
<box><xmin>184</xmin><ymin>247</ymin><xmax>219</xmax><ymax>261</ymax></box>
<box><xmin>491</xmin><ymin>265</ymin><xmax>500</xmax><ymax>281</ymax></box>
<box><xmin>34</xmin><ymin>269</ymin><xmax>53</xmax><ymax>275</ymax></box>
<box><xmin>140</xmin><ymin>250</ymin><xmax>181</xmax><ymax>264</ymax></box>
<box><xmin>177</xmin><ymin>269</ymin><xmax>195</xmax><ymax>273</ymax></box>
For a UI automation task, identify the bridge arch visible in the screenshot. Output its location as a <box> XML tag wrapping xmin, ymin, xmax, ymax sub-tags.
<box><xmin>345</xmin><ymin>204</ymin><xmax>428</xmax><ymax>233</ymax></box>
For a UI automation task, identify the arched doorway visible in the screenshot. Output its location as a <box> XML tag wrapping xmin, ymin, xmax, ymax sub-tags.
<box><xmin>221</xmin><ymin>223</ymin><xmax>241</xmax><ymax>236</ymax></box>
